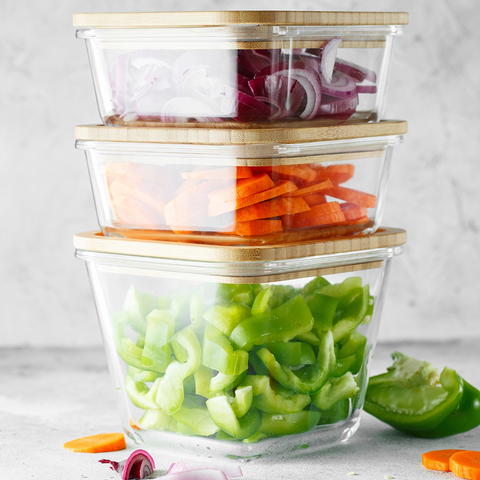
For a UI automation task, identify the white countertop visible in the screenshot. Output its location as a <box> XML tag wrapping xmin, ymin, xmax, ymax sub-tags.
<box><xmin>1</xmin><ymin>341</ymin><xmax>479</xmax><ymax>480</ymax></box>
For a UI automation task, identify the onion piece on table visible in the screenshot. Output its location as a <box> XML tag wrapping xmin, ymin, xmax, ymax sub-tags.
<box><xmin>99</xmin><ymin>449</ymin><xmax>155</xmax><ymax>480</ymax></box>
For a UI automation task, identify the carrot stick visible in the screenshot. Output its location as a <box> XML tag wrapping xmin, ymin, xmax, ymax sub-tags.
<box><xmin>181</xmin><ymin>166</ymin><xmax>253</xmax><ymax>180</ymax></box>
<box><xmin>236</xmin><ymin>197</ymin><xmax>310</xmax><ymax>223</ymax></box>
<box><xmin>208</xmin><ymin>174</ymin><xmax>275</xmax><ymax>204</ymax></box>
<box><xmin>63</xmin><ymin>433</ymin><xmax>126</xmax><ymax>453</ymax></box>
<box><xmin>344</xmin><ymin>215</ymin><xmax>370</xmax><ymax>225</ymax></box>
<box><xmin>340</xmin><ymin>202</ymin><xmax>368</xmax><ymax>221</ymax></box>
<box><xmin>422</xmin><ymin>449</ymin><xmax>466</xmax><ymax>472</ymax></box>
<box><xmin>304</xmin><ymin>193</ymin><xmax>327</xmax><ymax>207</ymax></box>
<box><xmin>270</xmin><ymin>165</ymin><xmax>318</xmax><ymax>183</ymax></box>
<box><xmin>283</xmin><ymin>202</ymin><xmax>344</xmax><ymax>229</ymax></box>
<box><xmin>235</xmin><ymin>219</ymin><xmax>283</xmax><ymax>236</ymax></box>
<box><xmin>282</xmin><ymin>179</ymin><xmax>333</xmax><ymax>198</ymax></box>
<box><xmin>112</xmin><ymin>195</ymin><xmax>164</xmax><ymax>228</ymax></box>
<box><xmin>208</xmin><ymin>180</ymin><xmax>297</xmax><ymax>217</ymax></box>
<box><xmin>312</xmin><ymin>164</ymin><xmax>355</xmax><ymax>184</ymax></box>
<box><xmin>324</xmin><ymin>185</ymin><xmax>377</xmax><ymax>208</ymax></box>
<box><xmin>449</xmin><ymin>451</ymin><xmax>480</xmax><ymax>479</ymax></box>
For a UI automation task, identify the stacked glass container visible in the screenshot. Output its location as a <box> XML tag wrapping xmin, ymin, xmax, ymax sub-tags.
<box><xmin>73</xmin><ymin>10</ymin><xmax>408</xmax><ymax>458</ymax></box>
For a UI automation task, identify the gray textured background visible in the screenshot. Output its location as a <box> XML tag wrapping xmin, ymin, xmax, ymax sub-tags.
<box><xmin>1</xmin><ymin>0</ymin><xmax>479</xmax><ymax>347</ymax></box>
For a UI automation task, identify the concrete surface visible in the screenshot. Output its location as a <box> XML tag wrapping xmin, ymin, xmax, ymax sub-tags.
<box><xmin>1</xmin><ymin>341</ymin><xmax>479</xmax><ymax>480</ymax></box>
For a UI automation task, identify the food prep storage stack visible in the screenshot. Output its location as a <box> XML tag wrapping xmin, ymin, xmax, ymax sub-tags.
<box><xmin>73</xmin><ymin>11</ymin><xmax>408</xmax><ymax>127</ymax></box>
<box><xmin>74</xmin><ymin>228</ymin><xmax>406</xmax><ymax>457</ymax></box>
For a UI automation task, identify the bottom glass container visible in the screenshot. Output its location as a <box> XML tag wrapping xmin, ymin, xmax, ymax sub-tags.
<box><xmin>74</xmin><ymin>227</ymin><xmax>405</xmax><ymax>458</ymax></box>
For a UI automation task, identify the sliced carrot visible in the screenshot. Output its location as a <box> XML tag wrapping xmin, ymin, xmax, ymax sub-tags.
<box><xmin>304</xmin><ymin>193</ymin><xmax>327</xmax><ymax>207</ymax></box>
<box><xmin>130</xmin><ymin>417</ymin><xmax>140</xmax><ymax>430</ymax></box>
<box><xmin>422</xmin><ymin>449</ymin><xmax>466</xmax><ymax>472</ymax></box>
<box><xmin>235</xmin><ymin>219</ymin><xmax>283</xmax><ymax>236</ymax></box>
<box><xmin>282</xmin><ymin>179</ymin><xmax>333</xmax><ymax>198</ymax></box>
<box><xmin>236</xmin><ymin>197</ymin><xmax>310</xmax><ymax>223</ymax></box>
<box><xmin>270</xmin><ymin>165</ymin><xmax>318</xmax><ymax>183</ymax></box>
<box><xmin>340</xmin><ymin>202</ymin><xmax>368</xmax><ymax>221</ymax></box>
<box><xmin>324</xmin><ymin>185</ymin><xmax>377</xmax><ymax>208</ymax></box>
<box><xmin>344</xmin><ymin>215</ymin><xmax>370</xmax><ymax>225</ymax></box>
<box><xmin>208</xmin><ymin>180</ymin><xmax>297</xmax><ymax>217</ymax></box>
<box><xmin>176</xmin><ymin>178</ymin><xmax>204</xmax><ymax>195</ymax></box>
<box><xmin>283</xmin><ymin>202</ymin><xmax>344</xmax><ymax>229</ymax></box>
<box><xmin>103</xmin><ymin>162</ymin><xmax>168</xmax><ymax>183</ymax></box>
<box><xmin>449</xmin><ymin>451</ymin><xmax>480</xmax><ymax>479</ymax></box>
<box><xmin>63</xmin><ymin>433</ymin><xmax>126</xmax><ymax>453</ymax></box>
<box><xmin>208</xmin><ymin>174</ymin><xmax>275</xmax><ymax>204</ymax></box>
<box><xmin>312</xmin><ymin>164</ymin><xmax>355</xmax><ymax>184</ymax></box>
<box><xmin>112</xmin><ymin>195</ymin><xmax>164</xmax><ymax>228</ymax></box>
<box><xmin>164</xmin><ymin>180</ymin><xmax>218</xmax><ymax>226</ymax></box>
<box><xmin>181</xmin><ymin>166</ymin><xmax>253</xmax><ymax>180</ymax></box>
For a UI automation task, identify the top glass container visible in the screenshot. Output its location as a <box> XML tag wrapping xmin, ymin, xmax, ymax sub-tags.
<box><xmin>74</xmin><ymin>11</ymin><xmax>408</xmax><ymax>127</ymax></box>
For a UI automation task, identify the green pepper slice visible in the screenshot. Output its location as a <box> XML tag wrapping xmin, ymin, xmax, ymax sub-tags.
<box><xmin>230</xmin><ymin>295</ymin><xmax>314</xmax><ymax>351</ymax></box>
<box><xmin>172</xmin><ymin>395</ymin><xmax>220</xmax><ymax>437</ymax></box>
<box><xmin>311</xmin><ymin>372</ymin><xmax>359</xmax><ymax>411</ymax></box>
<box><xmin>365</xmin><ymin>352</ymin><xmax>464</xmax><ymax>431</ymax></box>
<box><xmin>203</xmin><ymin>302</ymin><xmax>251</xmax><ymax>336</ymax></box>
<box><xmin>259</xmin><ymin>409</ymin><xmax>321</xmax><ymax>437</ymax></box>
<box><xmin>265</xmin><ymin>342</ymin><xmax>316</xmax><ymax>366</ymax></box>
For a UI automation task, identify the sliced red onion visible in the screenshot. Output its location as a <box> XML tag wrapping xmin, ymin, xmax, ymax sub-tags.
<box><xmin>273</xmin><ymin>65</ymin><xmax>322</xmax><ymax>120</ymax></box>
<box><xmin>251</xmin><ymin>49</ymin><xmax>280</xmax><ymax>62</ymax></box>
<box><xmin>229</xmin><ymin>89</ymin><xmax>272</xmax><ymax>122</ymax></box>
<box><xmin>320</xmin><ymin>71</ymin><xmax>357</xmax><ymax>98</ymax></box>
<box><xmin>99</xmin><ymin>449</ymin><xmax>155</xmax><ymax>480</ymax></box>
<box><xmin>168</xmin><ymin>463</ymin><xmax>243</xmax><ymax>479</ymax></box>
<box><xmin>237</xmin><ymin>50</ymin><xmax>271</xmax><ymax>76</ymax></box>
<box><xmin>356</xmin><ymin>85</ymin><xmax>377</xmax><ymax>94</ymax></box>
<box><xmin>334</xmin><ymin>58</ymin><xmax>377</xmax><ymax>84</ymax></box>
<box><xmin>318</xmin><ymin>93</ymin><xmax>359</xmax><ymax>116</ymax></box>
<box><xmin>160</xmin><ymin>97</ymin><xmax>223</xmax><ymax>123</ymax></box>
<box><xmin>255</xmin><ymin>96</ymin><xmax>286</xmax><ymax>120</ymax></box>
<box><xmin>320</xmin><ymin>37</ymin><xmax>342</xmax><ymax>84</ymax></box>
<box><xmin>305</xmin><ymin>48</ymin><xmax>322</xmax><ymax>57</ymax></box>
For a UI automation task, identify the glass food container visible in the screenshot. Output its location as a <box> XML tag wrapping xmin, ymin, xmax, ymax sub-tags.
<box><xmin>76</xmin><ymin>120</ymin><xmax>407</xmax><ymax>246</ymax></box>
<box><xmin>73</xmin><ymin>11</ymin><xmax>408</xmax><ymax>127</ymax></box>
<box><xmin>74</xmin><ymin>227</ymin><xmax>406</xmax><ymax>458</ymax></box>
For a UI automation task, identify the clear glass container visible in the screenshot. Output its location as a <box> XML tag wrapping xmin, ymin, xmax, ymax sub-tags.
<box><xmin>76</xmin><ymin>121</ymin><xmax>406</xmax><ymax>245</ymax></box>
<box><xmin>73</xmin><ymin>11</ymin><xmax>407</xmax><ymax>127</ymax></box>
<box><xmin>74</xmin><ymin>228</ymin><xmax>406</xmax><ymax>458</ymax></box>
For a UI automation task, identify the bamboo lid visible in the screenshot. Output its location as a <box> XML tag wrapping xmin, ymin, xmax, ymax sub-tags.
<box><xmin>73</xmin><ymin>11</ymin><xmax>408</xmax><ymax>28</ymax></box>
<box><xmin>75</xmin><ymin>120</ymin><xmax>407</xmax><ymax>146</ymax></box>
<box><xmin>74</xmin><ymin>227</ymin><xmax>406</xmax><ymax>263</ymax></box>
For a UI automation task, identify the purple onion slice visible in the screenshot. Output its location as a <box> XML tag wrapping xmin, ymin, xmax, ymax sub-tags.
<box><xmin>318</xmin><ymin>93</ymin><xmax>359</xmax><ymax>116</ymax></box>
<box><xmin>99</xmin><ymin>449</ymin><xmax>155</xmax><ymax>480</ymax></box>
<box><xmin>320</xmin><ymin>71</ymin><xmax>357</xmax><ymax>98</ymax></box>
<box><xmin>320</xmin><ymin>37</ymin><xmax>342</xmax><ymax>84</ymax></box>
<box><xmin>334</xmin><ymin>58</ymin><xmax>377</xmax><ymax>84</ymax></box>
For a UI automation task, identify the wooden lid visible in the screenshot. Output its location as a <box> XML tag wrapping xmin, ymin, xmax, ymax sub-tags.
<box><xmin>75</xmin><ymin>120</ymin><xmax>407</xmax><ymax>146</ymax></box>
<box><xmin>73</xmin><ymin>11</ymin><xmax>409</xmax><ymax>28</ymax></box>
<box><xmin>74</xmin><ymin>227</ymin><xmax>406</xmax><ymax>263</ymax></box>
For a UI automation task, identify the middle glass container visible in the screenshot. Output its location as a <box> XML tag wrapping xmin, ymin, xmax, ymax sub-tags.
<box><xmin>76</xmin><ymin>120</ymin><xmax>407</xmax><ymax>246</ymax></box>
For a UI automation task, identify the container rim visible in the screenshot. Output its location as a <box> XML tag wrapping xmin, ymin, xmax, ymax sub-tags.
<box><xmin>73</xmin><ymin>11</ymin><xmax>409</xmax><ymax>29</ymax></box>
<box><xmin>75</xmin><ymin>121</ymin><xmax>407</xmax><ymax>147</ymax></box>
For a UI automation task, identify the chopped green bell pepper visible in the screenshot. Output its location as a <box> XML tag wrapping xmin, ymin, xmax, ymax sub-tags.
<box><xmin>122</xmin><ymin>285</ymin><xmax>157</xmax><ymax>334</ymax></box>
<box><xmin>317</xmin><ymin>398</ymin><xmax>350</xmax><ymax>425</ymax></box>
<box><xmin>265</xmin><ymin>342</ymin><xmax>316</xmax><ymax>366</ymax></box>
<box><xmin>251</xmin><ymin>287</ymin><xmax>273</xmax><ymax>316</ymax></box>
<box><xmin>259</xmin><ymin>409</ymin><xmax>321</xmax><ymax>437</ymax></box>
<box><xmin>256</xmin><ymin>330</ymin><xmax>336</xmax><ymax>394</ymax></box>
<box><xmin>365</xmin><ymin>352</ymin><xmax>464</xmax><ymax>431</ymax></box>
<box><xmin>242</xmin><ymin>375</ymin><xmax>311</xmax><ymax>414</ymax></box>
<box><xmin>203</xmin><ymin>302</ymin><xmax>251</xmax><ymax>336</ymax></box>
<box><xmin>172</xmin><ymin>395</ymin><xmax>220</xmax><ymax>436</ymax></box>
<box><xmin>125</xmin><ymin>374</ymin><xmax>160</xmax><ymax>410</ymax></box>
<box><xmin>230</xmin><ymin>295</ymin><xmax>314</xmax><ymax>351</ymax></box>
<box><xmin>311</xmin><ymin>372</ymin><xmax>359</xmax><ymax>410</ymax></box>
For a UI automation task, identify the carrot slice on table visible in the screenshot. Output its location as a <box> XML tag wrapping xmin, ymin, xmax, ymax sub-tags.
<box><xmin>208</xmin><ymin>174</ymin><xmax>275</xmax><ymax>203</ymax></box>
<box><xmin>282</xmin><ymin>179</ymin><xmax>333</xmax><ymax>198</ymax></box>
<box><xmin>283</xmin><ymin>202</ymin><xmax>344</xmax><ymax>229</ymax></box>
<box><xmin>208</xmin><ymin>180</ymin><xmax>297</xmax><ymax>217</ymax></box>
<box><xmin>63</xmin><ymin>433</ymin><xmax>126</xmax><ymax>453</ymax></box>
<box><xmin>422</xmin><ymin>449</ymin><xmax>467</xmax><ymax>472</ymax></box>
<box><xmin>235</xmin><ymin>219</ymin><xmax>283</xmax><ymax>236</ymax></box>
<box><xmin>340</xmin><ymin>202</ymin><xmax>368</xmax><ymax>221</ymax></box>
<box><xmin>449</xmin><ymin>451</ymin><xmax>480</xmax><ymax>479</ymax></box>
<box><xmin>324</xmin><ymin>185</ymin><xmax>377</xmax><ymax>208</ymax></box>
<box><xmin>304</xmin><ymin>193</ymin><xmax>327</xmax><ymax>207</ymax></box>
<box><xmin>236</xmin><ymin>197</ymin><xmax>310</xmax><ymax>223</ymax></box>
<box><xmin>181</xmin><ymin>166</ymin><xmax>253</xmax><ymax>180</ymax></box>
<box><xmin>312</xmin><ymin>164</ymin><xmax>355</xmax><ymax>184</ymax></box>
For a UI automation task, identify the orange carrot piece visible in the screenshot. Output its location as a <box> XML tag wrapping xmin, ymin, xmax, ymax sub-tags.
<box><xmin>208</xmin><ymin>174</ymin><xmax>275</xmax><ymax>204</ymax></box>
<box><xmin>304</xmin><ymin>193</ymin><xmax>327</xmax><ymax>207</ymax></box>
<box><xmin>449</xmin><ymin>451</ymin><xmax>480</xmax><ymax>479</ymax></box>
<box><xmin>112</xmin><ymin>195</ymin><xmax>164</xmax><ymax>228</ymax></box>
<box><xmin>422</xmin><ymin>449</ymin><xmax>467</xmax><ymax>472</ymax></box>
<box><xmin>208</xmin><ymin>180</ymin><xmax>297</xmax><ymax>217</ymax></box>
<box><xmin>325</xmin><ymin>185</ymin><xmax>377</xmax><ymax>208</ymax></box>
<box><xmin>104</xmin><ymin>162</ymin><xmax>168</xmax><ymax>183</ymax></box>
<box><xmin>270</xmin><ymin>165</ymin><xmax>318</xmax><ymax>183</ymax></box>
<box><xmin>164</xmin><ymin>180</ymin><xmax>218</xmax><ymax>226</ymax></box>
<box><xmin>181</xmin><ymin>166</ymin><xmax>253</xmax><ymax>180</ymax></box>
<box><xmin>235</xmin><ymin>219</ymin><xmax>283</xmax><ymax>236</ymax></box>
<box><xmin>130</xmin><ymin>417</ymin><xmax>140</xmax><ymax>430</ymax></box>
<box><xmin>236</xmin><ymin>197</ymin><xmax>310</xmax><ymax>223</ymax></box>
<box><xmin>344</xmin><ymin>215</ymin><xmax>370</xmax><ymax>225</ymax></box>
<box><xmin>312</xmin><ymin>164</ymin><xmax>355</xmax><ymax>184</ymax></box>
<box><xmin>340</xmin><ymin>202</ymin><xmax>368</xmax><ymax>221</ymax></box>
<box><xmin>283</xmin><ymin>202</ymin><xmax>344</xmax><ymax>229</ymax></box>
<box><xmin>282</xmin><ymin>179</ymin><xmax>333</xmax><ymax>198</ymax></box>
<box><xmin>63</xmin><ymin>433</ymin><xmax>126</xmax><ymax>453</ymax></box>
